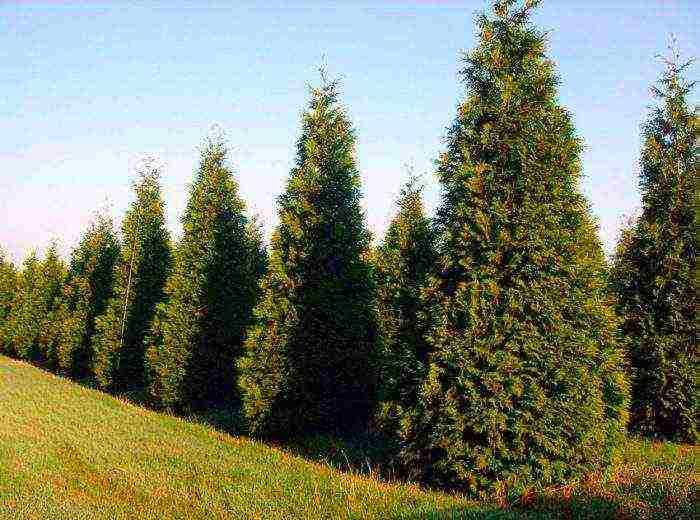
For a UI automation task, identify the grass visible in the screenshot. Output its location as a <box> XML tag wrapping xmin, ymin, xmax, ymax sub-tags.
<box><xmin>0</xmin><ymin>355</ymin><xmax>697</xmax><ymax>519</ymax></box>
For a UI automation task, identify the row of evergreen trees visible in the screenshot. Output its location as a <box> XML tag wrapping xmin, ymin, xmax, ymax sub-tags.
<box><xmin>0</xmin><ymin>0</ymin><xmax>696</xmax><ymax>496</ymax></box>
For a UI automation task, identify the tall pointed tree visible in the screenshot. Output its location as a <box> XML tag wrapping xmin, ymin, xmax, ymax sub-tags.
<box><xmin>397</xmin><ymin>0</ymin><xmax>629</xmax><ymax>494</ymax></box>
<box><xmin>36</xmin><ymin>244</ymin><xmax>70</xmax><ymax>366</ymax></box>
<box><xmin>146</xmin><ymin>133</ymin><xmax>266</xmax><ymax>410</ymax></box>
<box><xmin>5</xmin><ymin>245</ymin><xmax>66</xmax><ymax>363</ymax></box>
<box><xmin>4</xmin><ymin>252</ymin><xmax>41</xmax><ymax>359</ymax></box>
<box><xmin>237</xmin><ymin>79</ymin><xmax>377</xmax><ymax>437</ymax></box>
<box><xmin>53</xmin><ymin>213</ymin><xmax>120</xmax><ymax>377</ymax></box>
<box><xmin>92</xmin><ymin>161</ymin><xmax>171</xmax><ymax>391</ymax></box>
<box><xmin>373</xmin><ymin>176</ymin><xmax>436</xmax><ymax>435</ymax></box>
<box><xmin>611</xmin><ymin>53</ymin><xmax>697</xmax><ymax>443</ymax></box>
<box><xmin>0</xmin><ymin>249</ymin><xmax>18</xmax><ymax>353</ymax></box>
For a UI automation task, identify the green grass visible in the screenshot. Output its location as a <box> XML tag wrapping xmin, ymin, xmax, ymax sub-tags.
<box><xmin>0</xmin><ymin>355</ymin><xmax>697</xmax><ymax>519</ymax></box>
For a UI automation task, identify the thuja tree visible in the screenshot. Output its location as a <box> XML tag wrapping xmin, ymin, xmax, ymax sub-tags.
<box><xmin>4</xmin><ymin>252</ymin><xmax>41</xmax><ymax>358</ymax></box>
<box><xmin>93</xmin><ymin>162</ymin><xmax>171</xmax><ymax>391</ymax></box>
<box><xmin>238</xmin><ymin>80</ymin><xmax>376</xmax><ymax>437</ymax></box>
<box><xmin>397</xmin><ymin>0</ymin><xmax>629</xmax><ymax>494</ymax></box>
<box><xmin>5</xmin><ymin>245</ymin><xmax>67</xmax><ymax>362</ymax></box>
<box><xmin>374</xmin><ymin>177</ymin><xmax>436</xmax><ymax>435</ymax></box>
<box><xmin>0</xmin><ymin>249</ymin><xmax>18</xmax><ymax>351</ymax></box>
<box><xmin>35</xmin><ymin>245</ymin><xmax>70</xmax><ymax>365</ymax></box>
<box><xmin>53</xmin><ymin>213</ymin><xmax>120</xmax><ymax>377</ymax></box>
<box><xmin>610</xmin><ymin>55</ymin><xmax>698</xmax><ymax>443</ymax></box>
<box><xmin>146</xmin><ymin>134</ymin><xmax>266</xmax><ymax>410</ymax></box>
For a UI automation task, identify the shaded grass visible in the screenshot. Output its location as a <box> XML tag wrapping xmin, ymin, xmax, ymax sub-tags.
<box><xmin>0</xmin><ymin>355</ymin><xmax>697</xmax><ymax>519</ymax></box>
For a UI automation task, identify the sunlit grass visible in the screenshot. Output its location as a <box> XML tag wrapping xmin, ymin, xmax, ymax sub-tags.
<box><xmin>0</xmin><ymin>355</ymin><xmax>697</xmax><ymax>519</ymax></box>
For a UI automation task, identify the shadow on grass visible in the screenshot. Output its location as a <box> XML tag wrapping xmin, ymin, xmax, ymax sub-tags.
<box><xmin>69</xmin><ymin>375</ymin><xmax>698</xmax><ymax>520</ymax></box>
<box><xmin>394</xmin><ymin>493</ymin><xmax>698</xmax><ymax>519</ymax></box>
<box><xmin>180</xmin><ymin>403</ymin><xmax>700</xmax><ymax>520</ymax></box>
<box><xmin>191</xmin><ymin>406</ymin><xmax>699</xmax><ymax>519</ymax></box>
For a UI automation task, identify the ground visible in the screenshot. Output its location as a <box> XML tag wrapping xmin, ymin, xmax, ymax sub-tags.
<box><xmin>0</xmin><ymin>355</ymin><xmax>697</xmax><ymax>519</ymax></box>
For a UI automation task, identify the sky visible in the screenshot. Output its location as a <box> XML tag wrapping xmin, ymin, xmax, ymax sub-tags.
<box><xmin>1</xmin><ymin>0</ymin><xmax>698</xmax><ymax>263</ymax></box>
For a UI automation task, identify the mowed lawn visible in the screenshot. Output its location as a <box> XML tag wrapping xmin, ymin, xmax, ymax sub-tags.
<box><xmin>0</xmin><ymin>355</ymin><xmax>697</xmax><ymax>520</ymax></box>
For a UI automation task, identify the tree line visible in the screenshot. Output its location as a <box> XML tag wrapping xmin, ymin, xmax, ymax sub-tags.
<box><xmin>0</xmin><ymin>0</ymin><xmax>696</xmax><ymax>496</ymax></box>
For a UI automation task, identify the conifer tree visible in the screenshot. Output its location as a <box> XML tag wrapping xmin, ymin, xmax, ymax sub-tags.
<box><xmin>146</xmin><ymin>133</ymin><xmax>266</xmax><ymax>410</ymax></box>
<box><xmin>6</xmin><ymin>245</ymin><xmax>67</xmax><ymax>362</ymax></box>
<box><xmin>52</xmin><ymin>278</ymin><xmax>90</xmax><ymax>372</ymax></box>
<box><xmin>92</xmin><ymin>161</ymin><xmax>171</xmax><ymax>390</ymax></box>
<box><xmin>4</xmin><ymin>252</ymin><xmax>41</xmax><ymax>359</ymax></box>
<box><xmin>237</xmin><ymin>79</ymin><xmax>376</xmax><ymax>437</ymax></box>
<box><xmin>36</xmin><ymin>244</ymin><xmax>70</xmax><ymax>365</ymax></box>
<box><xmin>398</xmin><ymin>0</ymin><xmax>629</xmax><ymax>494</ymax></box>
<box><xmin>0</xmin><ymin>249</ymin><xmax>18</xmax><ymax>352</ymax></box>
<box><xmin>373</xmin><ymin>176</ymin><xmax>436</xmax><ymax>435</ymax></box>
<box><xmin>53</xmin><ymin>213</ymin><xmax>120</xmax><ymax>377</ymax></box>
<box><xmin>611</xmin><ymin>53</ymin><xmax>698</xmax><ymax>443</ymax></box>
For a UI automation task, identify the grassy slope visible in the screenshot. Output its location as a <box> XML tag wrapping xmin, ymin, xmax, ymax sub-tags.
<box><xmin>0</xmin><ymin>355</ymin><xmax>697</xmax><ymax>520</ymax></box>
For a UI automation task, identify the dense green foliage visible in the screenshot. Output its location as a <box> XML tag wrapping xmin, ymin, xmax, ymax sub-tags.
<box><xmin>146</xmin><ymin>136</ymin><xmax>266</xmax><ymax>411</ymax></box>
<box><xmin>373</xmin><ymin>177</ymin><xmax>436</xmax><ymax>435</ymax></box>
<box><xmin>0</xmin><ymin>1</ymin><xmax>695</xmax><ymax>503</ymax></box>
<box><xmin>34</xmin><ymin>246</ymin><xmax>69</xmax><ymax>365</ymax></box>
<box><xmin>92</xmin><ymin>163</ymin><xmax>171</xmax><ymax>391</ymax></box>
<box><xmin>394</xmin><ymin>0</ymin><xmax>630</xmax><ymax>494</ymax></box>
<box><xmin>610</xmin><ymin>56</ymin><xmax>698</xmax><ymax>443</ymax></box>
<box><xmin>238</xmin><ymin>80</ymin><xmax>376</xmax><ymax>437</ymax></box>
<box><xmin>1</xmin><ymin>253</ymin><xmax>39</xmax><ymax>357</ymax></box>
<box><xmin>3</xmin><ymin>246</ymin><xmax>66</xmax><ymax>363</ymax></box>
<box><xmin>0</xmin><ymin>250</ymin><xmax>17</xmax><ymax>350</ymax></box>
<box><xmin>53</xmin><ymin>214</ymin><xmax>120</xmax><ymax>377</ymax></box>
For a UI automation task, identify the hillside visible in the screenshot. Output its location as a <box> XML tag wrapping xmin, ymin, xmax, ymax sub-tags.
<box><xmin>0</xmin><ymin>355</ymin><xmax>697</xmax><ymax>519</ymax></box>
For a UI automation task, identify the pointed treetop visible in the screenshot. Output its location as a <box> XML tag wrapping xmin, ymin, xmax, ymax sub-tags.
<box><xmin>493</xmin><ymin>0</ymin><xmax>541</xmax><ymax>23</ymax></box>
<box><xmin>318</xmin><ymin>53</ymin><xmax>329</xmax><ymax>85</ymax></box>
<box><xmin>461</xmin><ymin>0</ymin><xmax>553</xmax><ymax>105</ymax></box>
<box><xmin>201</xmin><ymin>123</ymin><xmax>228</xmax><ymax>164</ymax></box>
<box><xmin>309</xmin><ymin>60</ymin><xmax>343</xmax><ymax>113</ymax></box>
<box><xmin>638</xmin><ymin>43</ymin><xmax>696</xmax><ymax>215</ymax></box>
<box><xmin>398</xmin><ymin>165</ymin><xmax>424</xmax><ymax>198</ymax></box>
<box><xmin>133</xmin><ymin>154</ymin><xmax>164</xmax><ymax>189</ymax></box>
<box><xmin>45</xmin><ymin>239</ymin><xmax>63</xmax><ymax>260</ymax></box>
<box><xmin>652</xmin><ymin>36</ymin><xmax>696</xmax><ymax>101</ymax></box>
<box><xmin>91</xmin><ymin>196</ymin><xmax>115</xmax><ymax>228</ymax></box>
<box><xmin>393</xmin><ymin>167</ymin><xmax>427</xmax><ymax>216</ymax></box>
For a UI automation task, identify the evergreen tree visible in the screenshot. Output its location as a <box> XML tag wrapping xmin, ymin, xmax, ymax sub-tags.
<box><xmin>36</xmin><ymin>244</ymin><xmax>69</xmax><ymax>365</ymax></box>
<box><xmin>0</xmin><ymin>249</ymin><xmax>18</xmax><ymax>352</ymax></box>
<box><xmin>237</xmin><ymin>79</ymin><xmax>377</xmax><ymax>437</ymax></box>
<box><xmin>53</xmin><ymin>278</ymin><xmax>90</xmax><ymax>373</ymax></box>
<box><xmin>146</xmin><ymin>133</ymin><xmax>266</xmax><ymax>410</ymax></box>
<box><xmin>611</xmin><ymin>54</ymin><xmax>698</xmax><ymax>442</ymax></box>
<box><xmin>246</xmin><ymin>215</ymin><xmax>269</xmax><ymax>286</ymax></box>
<box><xmin>5</xmin><ymin>245</ymin><xmax>66</xmax><ymax>362</ymax></box>
<box><xmin>373</xmin><ymin>176</ymin><xmax>436</xmax><ymax>435</ymax></box>
<box><xmin>92</xmin><ymin>161</ymin><xmax>171</xmax><ymax>391</ymax></box>
<box><xmin>53</xmin><ymin>213</ymin><xmax>120</xmax><ymax>377</ymax></box>
<box><xmin>398</xmin><ymin>0</ymin><xmax>629</xmax><ymax>494</ymax></box>
<box><xmin>4</xmin><ymin>252</ymin><xmax>41</xmax><ymax>359</ymax></box>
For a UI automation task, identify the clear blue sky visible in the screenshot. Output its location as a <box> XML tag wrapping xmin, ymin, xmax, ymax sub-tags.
<box><xmin>1</xmin><ymin>0</ymin><xmax>697</xmax><ymax>263</ymax></box>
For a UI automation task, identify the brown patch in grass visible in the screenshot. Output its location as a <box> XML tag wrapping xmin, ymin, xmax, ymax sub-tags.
<box><xmin>53</xmin><ymin>444</ymin><xmax>141</xmax><ymax>506</ymax></box>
